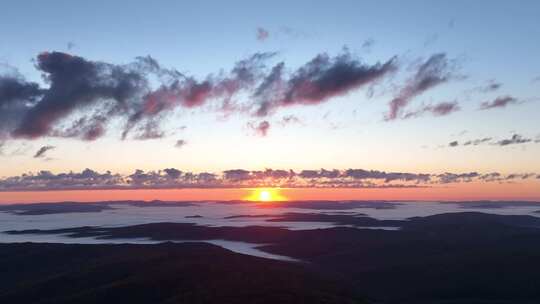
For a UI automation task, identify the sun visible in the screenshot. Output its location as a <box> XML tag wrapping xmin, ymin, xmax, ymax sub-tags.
<box><xmin>245</xmin><ymin>188</ymin><xmax>287</xmax><ymax>202</ymax></box>
<box><xmin>259</xmin><ymin>190</ymin><xmax>271</xmax><ymax>201</ymax></box>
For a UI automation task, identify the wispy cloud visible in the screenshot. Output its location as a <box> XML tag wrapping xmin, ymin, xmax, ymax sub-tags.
<box><xmin>403</xmin><ymin>101</ymin><xmax>460</xmax><ymax>119</ymax></box>
<box><xmin>279</xmin><ymin>115</ymin><xmax>302</xmax><ymax>126</ymax></box>
<box><xmin>476</xmin><ymin>79</ymin><xmax>502</xmax><ymax>93</ymax></box>
<box><xmin>256</xmin><ymin>27</ymin><xmax>269</xmax><ymax>41</ymax></box>
<box><xmin>248</xmin><ymin>121</ymin><xmax>270</xmax><ymax>137</ymax></box>
<box><xmin>67</xmin><ymin>41</ymin><xmax>76</xmax><ymax>50</ymax></box>
<box><xmin>175</xmin><ymin>139</ymin><xmax>187</xmax><ymax>148</ymax></box>
<box><xmin>479</xmin><ymin>96</ymin><xmax>518</xmax><ymax>110</ymax></box>
<box><xmin>33</xmin><ymin>145</ymin><xmax>55</xmax><ymax>158</ymax></box>
<box><xmin>361</xmin><ymin>38</ymin><xmax>375</xmax><ymax>51</ymax></box>
<box><xmin>386</xmin><ymin>53</ymin><xmax>458</xmax><ymax>120</ymax></box>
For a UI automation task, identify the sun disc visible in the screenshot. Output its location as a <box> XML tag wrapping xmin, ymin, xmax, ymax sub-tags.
<box><xmin>259</xmin><ymin>190</ymin><xmax>271</xmax><ymax>201</ymax></box>
<box><xmin>245</xmin><ymin>188</ymin><xmax>287</xmax><ymax>202</ymax></box>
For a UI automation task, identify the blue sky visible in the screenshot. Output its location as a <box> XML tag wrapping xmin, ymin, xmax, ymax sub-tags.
<box><xmin>0</xmin><ymin>0</ymin><xmax>539</xmax><ymax>185</ymax></box>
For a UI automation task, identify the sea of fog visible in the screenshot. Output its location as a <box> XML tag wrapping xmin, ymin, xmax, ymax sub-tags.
<box><xmin>1</xmin><ymin>200</ymin><xmax>539</xmax><ymax>261</ymax></box>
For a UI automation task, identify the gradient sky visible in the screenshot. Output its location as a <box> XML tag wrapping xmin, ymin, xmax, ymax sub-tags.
<box><xmin>0</xmin><ymin>0</ymin><xmax>539</xmax><ymax>200</ymax></box>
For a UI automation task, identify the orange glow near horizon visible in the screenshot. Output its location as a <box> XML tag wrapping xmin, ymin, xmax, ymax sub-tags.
<box><xmin>244</xmin><ymin>188</ymin><xmax>288</xmax><ymax>202</ymax></box>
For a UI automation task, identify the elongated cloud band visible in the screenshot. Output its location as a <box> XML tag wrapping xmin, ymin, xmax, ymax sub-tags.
<box><xmin>0</xmin><ymin>50</ymin><xmax>397</xmax><ymax>141</ymax></box>
<box><xmin>0</xmin><ymin>168</ymin><xmax>537</xmax><ymax>191</ymax></box>
<box><xmin>448</xmin><ymin>134</ymin><xmax>537</xmax><ymax>147</ymax></box>
<box><xmin>1</xmin><ymin>50</ymin><xmax>529</xmax><ymax>143</ymax></box>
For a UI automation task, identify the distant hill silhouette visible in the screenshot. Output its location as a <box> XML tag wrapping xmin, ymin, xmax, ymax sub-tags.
<box><xmin>0</xmin><ymin>242</ymin><xmax>365</xmax><ymax>304</ymax></box>
<box><xmin>4</xmin><ymin>212</ymin><xmax>540</xmax><ymax>303</ymax></box>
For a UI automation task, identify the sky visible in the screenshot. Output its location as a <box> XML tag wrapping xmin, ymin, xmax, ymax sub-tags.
<box><xmin>0</xmin><ymin>0</ymin><xmax>539</xmax><ymax>201</ymax></box>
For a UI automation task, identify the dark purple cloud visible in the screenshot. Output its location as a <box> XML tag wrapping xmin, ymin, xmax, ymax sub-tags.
<box><xmin>449</xmin><ymin>141</ymin><xmax>459</xmax><ymax>147</ymax></box>
<box><xmin>0</xmin><ymin>76</ymin><xmax>44</xmax><ymax>134</ymax></box>
<box><xmin>0</xmin><ymin>50</ymin><xmax>400</xmax><ymax>142</ymax></box>
<box><xmin>0</xmin><ymin>76</ymin><xmax>42</xmax><ymax>106</ymax></box>
<box><xmin>3</xmin><ymin>49</ymin><xmax>521</xmax><ymax>146</ymax></box>
<box><xmin>255</xmin><ymin>50</ymin><xmax>397</xmax><ymax>116</ymax></box>
<box><xmin>33</xmin><ymin>145</ymin><xmax>55</xmax><ymax>158</ymax></box>
<box><xmin>479</xmin><ymin>96</ymin><xmax>518</xmax><ymax>110</ymax></box>
<box><xmin>0</xmin><ymin>51</ymin><xmax>280</xmax><ymax>141</ymax></box>
<box><xmin>386</xmin><ymin>53</ymin><xmax>456</xmax><ymax>120</ymax></box>
<box><xmin>13</xmin><ymin>52</ymin><xmax>148</xmax><ymax>139</ymax></box>
<box><xmin>123</xmin><ymin>52</ymin><xmax>276</xmax><ymax>138</ymax></box>
<box><xmin>256</xmin><ymin>27</ymin><xmax>269</xmax><ymax>41</ymax></box>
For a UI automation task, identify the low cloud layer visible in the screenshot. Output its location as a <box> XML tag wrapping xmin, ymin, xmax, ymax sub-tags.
<box><xmin>0</xmin><ymin>167</ymin><xmax>537</xmax><ymax>191</ymax></box>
